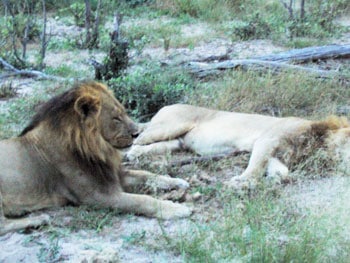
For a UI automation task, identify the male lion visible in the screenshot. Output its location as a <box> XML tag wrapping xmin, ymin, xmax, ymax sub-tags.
<box><xmin>0</xmin><ymin>82</ymin><xmax>191</xmax><ymax>235</ymax></box>
<box><xmin>127</xmin><ymin>104</ymin><xmax>350</xmax><ymax>189</ymax></box>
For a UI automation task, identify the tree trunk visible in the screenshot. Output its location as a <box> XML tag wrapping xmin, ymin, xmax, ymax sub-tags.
<box><xmin>300</xmin><ymin>0</ymin><xmax>305</xmax><ymax>20</ymax></box>
<box><xmin>39</xmin><ymin>0</ymin><xmax>47</xmax><ymax>70</ymax></box>
<box><xmin>92</xmin><ymin>12</ymin><xmax>129</xmax><ymax>80</ymax></box>
<box><xmin>84</xmin><ymin>0</ymin><xmax>92</xmax><ymax>48</ymax></box>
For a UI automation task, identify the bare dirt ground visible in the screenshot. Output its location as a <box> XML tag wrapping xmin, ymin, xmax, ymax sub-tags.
<box><xmin>1</xmin><ymin>16</ymin><xmax>350</xmax><ymax>263</ymax></box>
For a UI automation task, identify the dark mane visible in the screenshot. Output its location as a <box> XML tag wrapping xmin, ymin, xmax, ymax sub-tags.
<box><xmin>19</xmin><ymin>85</ymin><xmax>79</xmax><ymax>137</ymax></box>
<box><xmin>19</xmin><ymin>81</ymin><xmax>122</xmax><ymax>187</ymax></box>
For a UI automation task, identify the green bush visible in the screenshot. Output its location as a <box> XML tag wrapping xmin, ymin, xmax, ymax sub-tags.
<box><xmin>0</xmin><ymin>82</ymin><xmax>17</xmax><ymax>99</ymax></box>
<box><xmin>232</xmin><ymin>13</ymin><xmax>271</xmax><ymax>40</ymax></box>
<box><xmin>108</xmin><ymin>66</ymin><xmax>193</xmax><ymax>120</ymax></box>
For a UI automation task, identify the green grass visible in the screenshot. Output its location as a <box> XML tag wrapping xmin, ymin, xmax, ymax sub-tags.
<box><xmin>162</xmin><ymin>188</ymin><xmax>350</xmax><ymax>262</ymax></box>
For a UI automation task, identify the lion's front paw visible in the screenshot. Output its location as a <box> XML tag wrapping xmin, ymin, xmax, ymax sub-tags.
<box><xmin>168</xmin><ymin>177</ymin><xmax>190</xmax><ymax>189</ymax></box>
<box><xmin>146</xmin><ymin>175</ymin><xmax>189</xmax><ymax>191</ymax></box>
<box><xmin>156</xmin><ymin>201</ymin><xmax>192</xmax><ymax>220</ymax></box>
<box><xmin>225</xmin><ymin>176</ymin><xmax>257</xmax><ymax>191</ymax></box>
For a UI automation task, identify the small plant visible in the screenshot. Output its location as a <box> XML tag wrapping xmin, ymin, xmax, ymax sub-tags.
<box><xmin>61</xmin><ymin>206</ymin><xmax>119</xmax><ymax>233</ymax></box>
<box><xmin>37</xmin><ymin>229</ymin><xmax>63</xmax><ymax>263</ymax></box>
<box><xmin>122</xmin><ymin>230</ymin><xmax>146</xmax><ymax>245</ymax></box>
<box><xmin>0</xmin><ymin>81</ymin><xmax>17</xmax><ymax>99</ymax></box>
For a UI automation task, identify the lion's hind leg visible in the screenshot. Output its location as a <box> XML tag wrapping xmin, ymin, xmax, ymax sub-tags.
<box><xmin>266</xmin><ymin>157</ymin><xmax>289</xmax><ymax>184</ymax></box>
<box><xmin>0</xmin><ymin>192</ymin><xmax>50</xmax><ymax>235</ymax></box>
<box><xmin>226</xmin><ymin>137</ymin><xmax>281</xmax><ymax>190</ymax></box>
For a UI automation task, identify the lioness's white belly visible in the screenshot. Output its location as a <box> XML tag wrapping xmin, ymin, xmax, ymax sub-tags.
<box><xmin>183</xmin><ymin>112</ymin><xmax>281</xmax><ymax>155</ymax></box>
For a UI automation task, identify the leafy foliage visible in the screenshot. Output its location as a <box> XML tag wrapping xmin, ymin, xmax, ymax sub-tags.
<box><xmin>108</xmin><ymin>66</ymin><xmax>193</xmax><ymax>120</ymax></box>
<box><xmin>231</xmin><ymin>13</ymin><xmax>271</xmax><ymax>40</ymax></box>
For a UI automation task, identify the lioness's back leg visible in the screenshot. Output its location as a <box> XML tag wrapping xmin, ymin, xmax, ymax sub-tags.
<box><xmin>0</xmin><ymin>191</ymin><xmax>50</xmax><ymax>236</ymax></box>
<box><xmin>226</xmin><ymin>137</ymin><xmax>281</xmax><ymax>189</ymax></box>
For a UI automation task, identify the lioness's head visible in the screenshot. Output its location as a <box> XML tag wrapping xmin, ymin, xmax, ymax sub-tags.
<box><xmin>21</xmin><ymin>81</ymin><xmax>138</xmax><ymax>148</ymax></box>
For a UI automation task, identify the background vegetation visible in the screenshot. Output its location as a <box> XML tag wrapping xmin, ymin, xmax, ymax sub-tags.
<box><xmin>0</xmin><ymin>0</ymin><xmax>349</xmax><ymax>262</ymax></box>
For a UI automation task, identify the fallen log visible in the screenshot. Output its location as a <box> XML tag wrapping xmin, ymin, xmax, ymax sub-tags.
<box><xmin>253</xmin><ymin>44</ymin><xmax>350</xmax><ymax>63</ymax></box>
<box><xmin>184</xmin><ymin>44</ymin><xmax>350</xmax><ymax>81</ymax></box>
<box><xmin>185</xmin><ymin>59</ymin><xmax>347</xmax><ymax>80</ymax></box>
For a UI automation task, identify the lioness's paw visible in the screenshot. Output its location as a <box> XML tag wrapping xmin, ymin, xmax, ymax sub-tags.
<box><xmin>156</xmin><ymin>201</ymin><xmax>192</xmax><ymax>220</ymax></box>
<box><xmin>126</xmin><ymin>145</ymin><xmax>143</xmax><ymax>161</ymax></box>
<box><xmin>225</xmin><ymin>176</ymin><xmax>257</xmax><ymax>191</ymax></box>
<box><xmin>133</xmin><ymin>134</ymin><xmax>149</xmax><ymax>145</ymax></box>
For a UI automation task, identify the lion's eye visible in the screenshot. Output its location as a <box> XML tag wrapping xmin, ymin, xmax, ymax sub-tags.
<box><xmin>113</xmin><ymin>117</ymin><xmax>121</xmax><ymax>123</ymax></box>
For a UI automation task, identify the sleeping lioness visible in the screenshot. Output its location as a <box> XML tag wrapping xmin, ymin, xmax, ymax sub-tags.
<box><xmin>127</xmin><ymin>104</ymin><xmax>350</xmax><ymax>189</ymax></box>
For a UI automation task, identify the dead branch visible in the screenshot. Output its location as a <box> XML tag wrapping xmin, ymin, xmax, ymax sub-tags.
<box><xmin>0</xmin><ymin>57</ymin><xmax>64</xmax><ymax>80</ymax></box>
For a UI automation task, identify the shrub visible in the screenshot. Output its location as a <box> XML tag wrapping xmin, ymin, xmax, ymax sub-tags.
<box><xmin>108</xmin><ymin>66</ymin><xmax>193</xmax><ymax>120</ymax></box>
<box><xmin>231</xmin><ymin>13</ymin><xmax>271</xmax><ymax>40</ymax></box>
<box><xmin>0</xmin><ymin>81</ymin><xmax>17</xmax><ymax>99</ymax></box>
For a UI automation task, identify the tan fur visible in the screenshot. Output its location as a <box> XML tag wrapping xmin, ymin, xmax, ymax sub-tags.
<box><xmin>0</xmin><ymin>82</ymin><xmax>191</xmax><ymax>235</ymax></box>
<box><xmin>128</xmin><ymin>104</ymin><xmax>350</xmax><ymax>189</ymax></box>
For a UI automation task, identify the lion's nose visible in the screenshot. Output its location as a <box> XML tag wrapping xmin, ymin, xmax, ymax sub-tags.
<box><xmin>129</xmin><ymin>123</ymin><xmax>140</xmax><ymax>137</ymax></box>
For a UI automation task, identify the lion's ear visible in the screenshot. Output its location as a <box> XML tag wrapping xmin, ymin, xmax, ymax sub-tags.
<box><xmin>74</xmin><ymin>94</ymin><xmax>101</xmax><ymax>119</ymax></box>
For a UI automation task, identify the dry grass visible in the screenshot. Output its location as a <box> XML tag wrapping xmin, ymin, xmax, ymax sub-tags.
<box><xmin>187</xmin><ymin>70</ymin><xmax>350</xmax><ymax>119</ymax></box>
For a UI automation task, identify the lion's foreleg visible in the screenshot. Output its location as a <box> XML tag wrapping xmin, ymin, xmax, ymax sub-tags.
<box><xmin>104</xmin><ymin>192</ymin><xmax>192</xmax><ymax>219</ymax></box>
<box><xmin>133</xmin><ymin>122</ymin><xmax>194</xmax><ymax>145</ymax></box>
<box><xmin>124</xmin><ymin>169</ymin><xmax>189</xmax><ymax>190</ymax></box>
